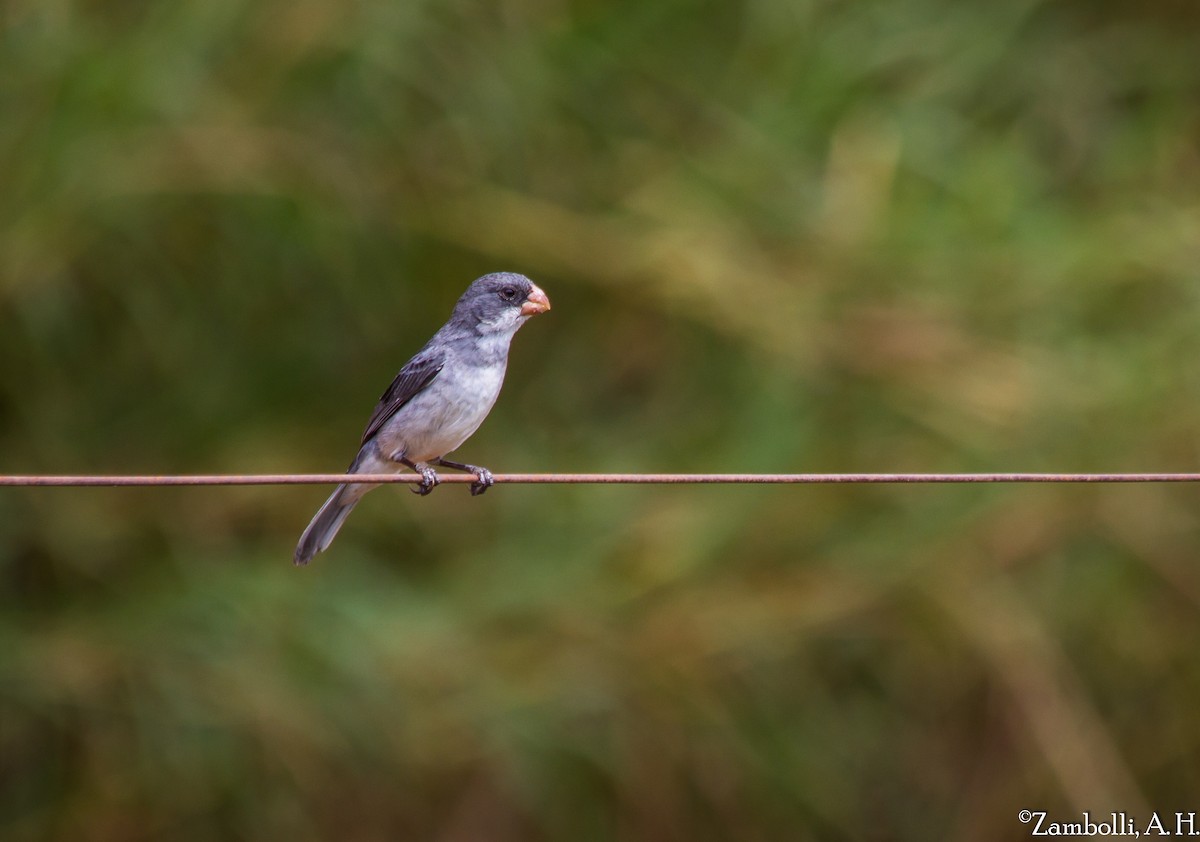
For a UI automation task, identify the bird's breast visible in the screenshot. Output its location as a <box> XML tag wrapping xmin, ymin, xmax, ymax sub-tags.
<box><xmin>375</xmin><ymin>361</ymin><xmax>507</xmax><ymax>462</ymax></box>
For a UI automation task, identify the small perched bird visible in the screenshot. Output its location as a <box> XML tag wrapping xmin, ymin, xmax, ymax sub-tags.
<box><xmin>294</xmin><ymin>272</ymin><xmax>551</xmax><ymax>565</ymax></box>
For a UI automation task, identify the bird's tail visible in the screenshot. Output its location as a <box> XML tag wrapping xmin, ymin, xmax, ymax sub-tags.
<box><xmin>294</xmin><ymin>481</ymin><xmax>375</xmax><ymax>566</ymax></box>
<box><xmin>294</xmin><ymin>445</ymin><xmax>389</xmax><ymax>565</ymax></box>
<box><xmin>294</xmin><ymin>484</ymin><xmax>355</xmax><ymax>565</ymax></box>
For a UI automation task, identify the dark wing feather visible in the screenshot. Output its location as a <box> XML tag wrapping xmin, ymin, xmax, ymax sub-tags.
<box><xmin>361</xmin><ymin>347</ymin><xmax>445</xmax><ymax>444</ymax></box>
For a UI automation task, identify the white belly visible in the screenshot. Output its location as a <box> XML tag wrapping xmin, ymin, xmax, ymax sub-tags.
<box><xmin>373</xmin><ymin>362</ymin><xmax>506</xmax><ymax>463</ymax></box>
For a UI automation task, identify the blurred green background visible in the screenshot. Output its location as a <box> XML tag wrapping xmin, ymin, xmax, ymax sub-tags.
<box><xmin>3</xmin><ymin>0</ymin><xmax>1200</xmax><ymax>839</ymax></box>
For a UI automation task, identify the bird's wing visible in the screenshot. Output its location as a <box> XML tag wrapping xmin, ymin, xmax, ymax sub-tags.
<box><xmin>361</xmin><ymin>347</ymin><xmax>446</xmax><ymax>445</ymax></box>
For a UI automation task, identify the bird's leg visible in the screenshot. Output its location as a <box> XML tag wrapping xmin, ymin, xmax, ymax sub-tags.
<box><xmin>435</xmin><ymin>457</ymin><xmax>495</xmax><ymax>496</ymax></box>
<box><xmin>390</xmin><ymin>450</ymin><xmax>441</xmax><ymax>495</ymax></box>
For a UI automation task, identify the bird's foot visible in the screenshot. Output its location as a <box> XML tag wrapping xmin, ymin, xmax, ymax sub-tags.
<box><xmin>411</xmin><ymin>464</ymin><xmax>441</xmax><ymax>496</ymax></box>
<box><xmin>435</xmin><ymin>458</ymin><xmax>495</xmax><ymax>496</ymax></box>
<box><xmin>465</xmin><ymin>465</ymin><xmax>494</xmax><ymax>496</ymax></box>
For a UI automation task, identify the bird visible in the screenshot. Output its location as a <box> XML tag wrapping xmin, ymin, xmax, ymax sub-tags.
<box><xmin>294</xmin><ymin>272</ymin><xmax>551</xmax><ymax>565</ymax></box>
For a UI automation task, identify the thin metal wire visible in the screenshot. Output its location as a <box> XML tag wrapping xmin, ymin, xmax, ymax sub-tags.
<box><xmin>2</xmin><ymin>472</ymin><xmax>1200</xmax><ymax>487</ymax></box>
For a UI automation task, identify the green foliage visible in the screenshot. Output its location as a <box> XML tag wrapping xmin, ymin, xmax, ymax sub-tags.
<box><xmin>3</xmin><ymin>0</ymin><xmax>1200</xmax><ymax>838</ymax></box>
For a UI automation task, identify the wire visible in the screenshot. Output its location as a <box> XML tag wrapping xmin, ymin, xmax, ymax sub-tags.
<box><xmin>2</xmin><ymin>472</ymin><xmax>1200</xmax><ymax>486</ymax></box>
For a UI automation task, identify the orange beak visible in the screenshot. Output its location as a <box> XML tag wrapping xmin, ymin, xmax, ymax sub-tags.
<box><xmin>520</xmin><ymin>285</ymin><xmax>551</xmax><ymax>317</ymax></box>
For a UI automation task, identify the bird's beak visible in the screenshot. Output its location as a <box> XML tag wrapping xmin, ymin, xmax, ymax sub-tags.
<box><xmin>521</xmin><ymin>285</ymin><xmax>551</xmax><ymax>316</ymax></box>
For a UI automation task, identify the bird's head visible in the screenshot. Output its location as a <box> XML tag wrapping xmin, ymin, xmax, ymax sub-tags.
<box><xmin>453</xmin><ymin>272</ymin><xmax>551</xmax><ymax>335</ymax></box>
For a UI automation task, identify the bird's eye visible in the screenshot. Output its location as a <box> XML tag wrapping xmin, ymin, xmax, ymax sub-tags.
<box><xmin>499</xmin><ymin>286</ymin><xmax>518</xmax><ymax>301</ymax></box>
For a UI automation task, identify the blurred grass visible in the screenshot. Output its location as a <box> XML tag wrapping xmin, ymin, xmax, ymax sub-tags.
<box><xmin>3</xmin><ymin>0</ymin><xmax>1200</xmax><ymax>839</ymax></box>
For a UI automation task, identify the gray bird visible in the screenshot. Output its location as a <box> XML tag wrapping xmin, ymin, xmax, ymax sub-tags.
<box><xmin>294</xmin><ymin>272</ymin><xmax>551</xmax><ymax>565</ymax></box>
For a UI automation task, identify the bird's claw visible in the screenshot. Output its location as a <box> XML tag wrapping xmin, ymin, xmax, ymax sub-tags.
<box><xmin>411</xmin><ymin>465</ymin><xmax>441</xmax><ymax>496</ymax></box>
<box><xmin>467</xmin><ymin>465</ymin><xmax>494</xmax><ymax>496</ymax></box>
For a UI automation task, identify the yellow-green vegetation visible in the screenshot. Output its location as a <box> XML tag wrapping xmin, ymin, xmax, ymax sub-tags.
<box><xmin>3</xmin><ymin>0</ymin><xmax>1200</xmax><ymax>838</ymax></box>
